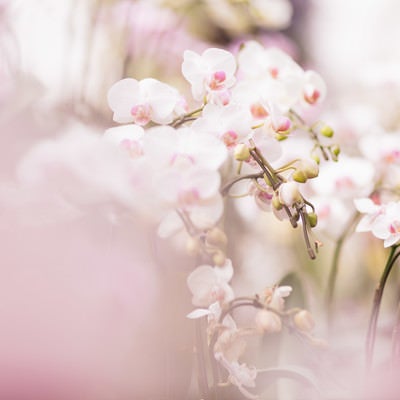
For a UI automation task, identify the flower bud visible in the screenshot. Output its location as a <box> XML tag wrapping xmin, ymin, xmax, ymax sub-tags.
<box><xmin>293</xmin><ymin>310</ymin><xmax>315</xmax><ymax>332</ymax></box>
<box><xmin>272</xmin><ymin>116</ymin><xmax>291</xmax><ymax>134</ymax></box>
<box><xmin>255</xmin><ymin>309</ymin><xmax>282</xmax><ymax>333</ymax></box>
<box><xmin>279</xmin><ymin>182</ymin><xmax>302</xmax><ymax>206</ymax></box>
<box><xmin>330</xmin><ymin>144</ymin><xmax>340</xmax><ymax>161</ymax></box>
<box><xmin>307</xmin><ymin>212</ymin><xmax>318</xmax><ymax>228</ymax></box>
<box><xmin>311</xmin><ymin>153</ymin><xmax>320</xmax><ymax>164</ymax></box>
<box><xmin>234</xmin><ymin>143</ymin><xmax>250</xmax><ymax>161</ymax></box>
<box><xmin>206</xmin><ymin>227</ymin><xmax>228</xmax><ymax>247</ymax></box>
<box><xmin>292</xmin><ymin>169</ymin><xmax>307</xmax><ymax>183</ymax></box>
<box><xmin>186</xmin><ymin>237</ymin><xmax>200</xmax><ymax>256</ymax></box>
<box><xmin>271</xmin><ymin>193</ymin><xmax>283</xmax><ymax>210</ymax></box>
<box><xmin>274</xmin><ymin>133</ymin><xmax>288</xmax><ymax>141</ymax></box>
<box><xmin>213</xmin><ymin>250</ymin><xmax>226</xmax><ymax>267</ymax></box>
<box><xmin>320</xmin><ymin>124</ymin><xmax>334</xmax><ymax>138</ymax></box>
<box><xmin>300</xmin><ymin>159</ymin><xmax>319</xmax><ymax>179</ymax></box>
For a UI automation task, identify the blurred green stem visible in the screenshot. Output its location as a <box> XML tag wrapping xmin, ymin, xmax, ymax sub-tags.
<box><xmin>325</xmin><ymin>212</ymin><xmax>360</xmax><ymax>321</ymax></box>
<box><xmin>391</xmin><ymin>300</ymin><xmax>400</xmax><ymax>369</ymax></box>
<box><xmin>366</xmin><ymin>245</ymin><xmax>400</xmax><ymax>372</ymax></box>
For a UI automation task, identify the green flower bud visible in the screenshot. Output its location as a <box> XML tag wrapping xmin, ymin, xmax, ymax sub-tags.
<box><xmin>292</xmin><ymin>169</ymin><xmax>308</xmax><ymax>183</ymax></box>
<box><xmin>331</xmin><ymin>144</ymin><xmax>340</xmax><ymax>156</ymax></box>
<box><xmin>330</xmin><ymin>144</ymin><xmax>341</xmax><ymax>161</ymax></box>
<box><xmin>274</xmin><ymin>133</ymin><xmax>288</xmax><ymax>141</ymax></box>
<box><xmin>311</xmin><ymin>153</ymin><xmax>320</xmax><ymax>164</ymax></box>
<box><xmin>303</xmin><ymin>159</ymin><xmax>319</xmax><ymax>178</ymax></box>
<box><xmin>307</xmin><ymin>212</ymin><xmax>318</xmax><ymax>228</ymax></box>
<box><xmin>320</xmin><ymin>124</ymin><xmax>334</xmax><ymax>138</ymax></box>
<box><xmin>272</xmin><ymin>193</ymin><xmax>283</xmax><ymax>210</ymax></box>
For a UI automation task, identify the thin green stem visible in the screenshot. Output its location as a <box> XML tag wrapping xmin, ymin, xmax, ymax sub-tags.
<box><xmin>298</xmin><ymin>206</ymin><xmax>316</xmax><ymax>260</ymax></box>
<box><xmin>171</xmin><ymin>106</ymin><xmax>204</xmax><ymax>127</ymax></box>
<box><xmin>391</xmin><ymin>301</ymin><xmax>400</xmax><ymax>370</ymax></box>
<box><xmin>325</xmin><ymin>212</ymin><xmax>360</xmax><ymax>320</ymax></box>
<box><xmin>366</xmin><ymin>245</ymin><xmax>400</xmax><ymax>372</ymax></box>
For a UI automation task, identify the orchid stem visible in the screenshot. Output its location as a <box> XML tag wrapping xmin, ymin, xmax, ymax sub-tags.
<box><xmin>220</xmin><ymin>172</ymin><xmax>264</xmax><ymax>196</ymax></box>
<box><xmin>366</xmin><ymin>245</ymin><xmax>400</xmax><ymax>372</ymax></box>
<box><xmin>325</xmin><ymin>212</ymin><xmax>360</xmax><ymax>322</ymax></box>
<box><xmin>195</xmin><ymin>318</ymin><xmax>210</xmax><ymax>399</ymax></box>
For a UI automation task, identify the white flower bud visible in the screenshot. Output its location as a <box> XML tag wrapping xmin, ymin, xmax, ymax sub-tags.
<box><xmin>299</xmin><ymin>159</ymin><xmax>319</xmax><ymax>179</ymax></box>
<box><xmin>279</xmin><ymin>182</ymin><xmax>302</xmax><ymax>206</ymax></box>
<box><xmin>255</xmin><ymin>309</ymin><xmax>282</xmax><ymax>333</ymax></box>
<box><xmin>213</xmin><ymin>250</ymin><xmax>227</xmax><ymax>267</ymax></box>
<box><xmin>293</xmin><ymin>310</ymin><xmax>315</xmax><ymax>332</ymax></box>
<box><xmin>234</xmin><ymin>143</ymin><xmax>250</xmax><ymax>161</ymax></box>
<box><xmin>206</xmin><ymin>227</ymin><xmax>228</xmax><ymax>247</ymax></box>
<box><xmin>186</xmin><ymin>237</ymin><xmax>200</xmax><ymax>256</ymax></box>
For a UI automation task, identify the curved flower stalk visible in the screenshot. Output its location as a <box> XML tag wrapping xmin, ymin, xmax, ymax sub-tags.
<box><xmin>365</xmin><ymin>245</ymin><xmax>400</xmax><ymax>372</ymax></box>
<box><xmin>349</xmin><ymin>130</ymin><xmax>400</xmax><ymax>372</ymax></box>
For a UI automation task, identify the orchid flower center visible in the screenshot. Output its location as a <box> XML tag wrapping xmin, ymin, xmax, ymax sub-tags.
<box><xmin>257</xmin><ymin>190</ymin><xmax>273</xmax><ymax>204</ymax></box>
<box><xmin>178</xmin><ymin>188</ymin><xmax>200</xmax><ymax>207</ymax></box>
<box><xmin>250</xmin><ymin>103</ymin><xmax>269</xmax><ymax>119</ymax></box>
<box><xmin>210</xmin><ymin>285</ymin><xmax>226</xmax><ymax>302</ymax></box>
<box><xmin>304</xmin><ymin>86</ymin><xmax>320</xmax><ymax>105</ymax></box>
<box><xmin>170</xmin><ymin>153</ymin><xmax>195</xmax><ymax>168</ymax></box>
<box><xmin>222</xmin><ymin>130</ymin><xmax>238</xmax><ymax>148</ymax></box>
<box><xmin>389</xmin><ymin>220</ymin><xmax>400</xmax><ymax>234</ymax></box>
<box><xmin>120</xmin><ymin>139</ymin><xmax>143</xmax><ymax>158</ymax></box>
<box><xmin>384</xmin><ymin>149</ymin><xmax>400</xmax><ymax>164</ymax></box>
<box><xmin>335</xmin><ymin>176</ymin><xmax>355</xmax><ymax>190</ymax></box>
<box><xmin>272</xmin><ymin>116</ymin><xmax>291</xmax><ymax>133</ymax></box>
<box><xmin>130</xmin><ymin>103</ymin><xmax>151</xmax><ymax>125</ymax></box>
<box><xmin>209</xmin><ymin>70</ymin><xmax>227</xmax><ymax>90</ymax></box>
<box><xmin>269</xmin><ymin>67</ymin><xmax>279</xmax><ymax>79</ymax></box>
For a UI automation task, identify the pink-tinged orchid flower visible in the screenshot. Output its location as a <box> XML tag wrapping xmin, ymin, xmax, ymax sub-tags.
<box><xmin>104</xmin><ymin>124</ymin><xmax>145</xmax><ymax>159</ymax></box>
<box><xmin>215</xmin><ymin>353</ymin><xmax>258</xmax><ymax>400</ymax></box>
<box><xmin>192</xmin><ymin>103</ymin><xmax>252</xmax><ymax>149</ymax></box>
<box><xmin>354</xmin><ymin>197</ymin><xmax>385</xmax><ymax>233</ymax></box>
<box><xmin>181</xmin><ymin>47</ymin><xmax>237</xmax><ymax>103</ymax></box>
<box><xmin>369</xmin><ymin>201</ymin><xmax>400</xmax><ymax>247</ymax></box>
<box><xmin>186</xmin><ymin>259</ymin><xmax>234</xmax><ymax>307</ymax></box>
<box><xmin>302</xmin><ymin>70</ymin><xmax>327</xmax><ymax>106</ymax></box>
<box><xmin>107</xmin><ymin>78</ymin><xmax>182</xmax><ymax>125</ymax></box>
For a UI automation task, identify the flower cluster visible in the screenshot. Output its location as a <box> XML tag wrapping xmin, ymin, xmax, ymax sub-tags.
<box><xmin>106</xmin><ymin>40</ymin><xmax>336</xmax><ymax>258</ymax></box>
<box><xmin>105</xmin><ymin>39</ymin><xmax>335</xmax><ymax>398</ymax></box>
